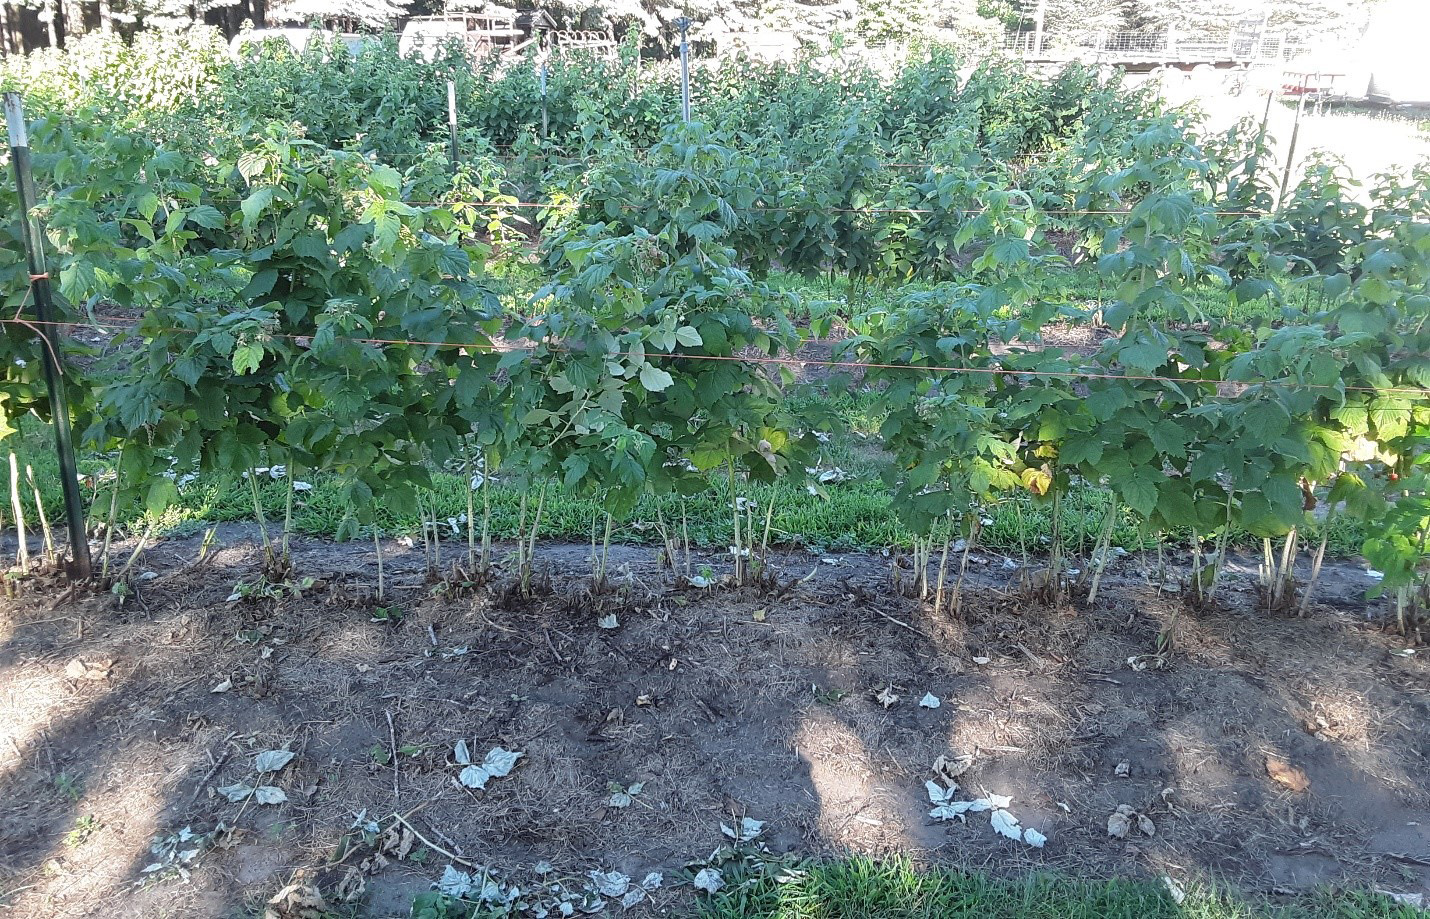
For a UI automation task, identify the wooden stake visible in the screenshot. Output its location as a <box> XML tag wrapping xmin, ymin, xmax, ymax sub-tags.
<box><xmin>373</xmin><ymin>524</ymin><xmax>385</xmax><ymax>602</ymax></box>
<box><xmin>26</xmin><ymin>464</ymin><xmax>53</xmax><ymax>563</ymax></box>
<box><xmin>9</xmin><ymin>452</ymin><xmax>29</xmax><ymax>570</ymax></box>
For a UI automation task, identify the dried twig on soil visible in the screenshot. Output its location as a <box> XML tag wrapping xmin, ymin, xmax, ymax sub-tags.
<box><xmin>1385</xmin><ymin>851</ymin><xmax>1430</xmax><ymax>867</ymax></box>
<box><xmin>1016</xmin><ymin>643</ymin><xmax>1048</xmax><ymax>671</ymax></box>
<box><xmin>427</xmin><ymin>824</ymin><xmax>466</xmax><ymax>858</ymax></box>
<box><xmin>386</xmin><ymin>709</ymin><xmax>400</xmax><ymax>803</ymax></box>
<box><xmin>189</xmin><ymin>731</ymin><xmax>239</xmax><ymax>804</ymax></box>
<box><xmin>389</xmin><ymin>812</ymin><xmax>478</xmax><ymax>867</ymax></box>
<box><xmin>44</xmin><ymin>589</ymin><xmax>75</xmax><ymax>611</ymax></box>
<box><xmin>544</xmin><ymin>629</ymin><xmax>566</xmax><ymax>663</ymax></box>
<box><xmin>480</xmin><ymin>611</ymin><xmax>519</xmax><ymax>635</ymax></box>
<box><xmin>872</xmin><ymin>609</ymin><xmax>924</xmax><ymax>636</ymax></box>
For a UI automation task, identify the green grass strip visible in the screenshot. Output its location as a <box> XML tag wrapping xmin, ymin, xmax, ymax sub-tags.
<box><xmin>696</xmin><ymin>857</ymin><xmax>1425</xmax><ymax>919</ymax></box>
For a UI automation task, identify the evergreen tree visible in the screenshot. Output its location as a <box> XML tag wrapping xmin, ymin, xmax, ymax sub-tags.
<box><xmin>0</xmin><ymin>0</ymin><xmax>1378</xmax><ymax>54</ymax></box>
<box><xmin>267</xmin><ymin>0</ymin><xmax>409</xmax><ymax>27</ymax></box>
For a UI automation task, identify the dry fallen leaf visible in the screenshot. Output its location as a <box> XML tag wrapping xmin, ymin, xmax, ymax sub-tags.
<box><xmin>211</xmin><ymin>824</ymin><xmax>244</xmax><ymax>850</ymax></box>
<box><xmin>1306</xmin><ymin>712</ymin><xmax>1335</xmax><ymax>741</ymax></box>
<box><xmin>692</xmin><ymin>867</ymin><xmax>724</xmax><ymax>894</ymax></box>
<box><xmin>989</xmin><ymin>809</ymin><xmax>1022</xmax><ymax>841</ymax></box>
<box><xmin>252</xmin><ymin>786</ymin><xmax>287</xmax><ymax>805</ymax></box>
<box><xmin>64</xmin><ymin>658</ymin><xmax>111</xmax><ymax>681</ymax></box>
<box><xmin>334</xmin><ymin>867</ymin><xmax>366</xmax><ymax>902</ymax></box>
<box><xmin>1107</xmin><ymin>804</ymin><xmax>1136</xmax><ymax>839</ymax></box>
<box><xmin>376</xmin><ymin>823</ymin><xmax>414</xmax><ymax>860</ymax></box>
<box><xmin>1265</xmin><ymin>755</ymin><xmax>1311</xmax><ymax>793</ymax></box>
<box><xmin>357</xmin><ymin>852</ymin><xmax>389</xmax><ymax>875</ymax></box>
<box><xmin>254</xmin><ymin>749</ymin><xmax>296</xmax><ymax>773</ymax></box>
<box><xmin>1107</xmin><ymin>803</ymin><xmax>1155</xmax><ymax>839</ymax></box>
<box><xmin>874</xmin><ymin>685</ymin><xmax>899</xmax><ymax>709</ymax></box>
<box><xmin>1373</xmin><ymin>888</ymin><xmax>1426</xmax><ymax>909</ymax></box>
<box><xmin>264</xmin><ymin>881</ymin><xmax>326</xmax><ymax>919</ymax></box>
<box><xmin>933</xmin><ymin>753</ymin><xmax>974</xmax><ymax>783</ymax></box>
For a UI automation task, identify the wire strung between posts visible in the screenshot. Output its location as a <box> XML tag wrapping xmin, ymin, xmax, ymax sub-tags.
<box><xmin>434</xmin><ymin>201</ymin><xmax>1268</xmax><ymax>217</ymax></box>
<box><xmin>4</xmin><ymin>315</ymin><xmax>1428</xmax><ymax>400</ymax></box>
<box><xmin>7</xmin><ymin>284</ymin><xmax>64</xmax><ymax>374</ymax></box>
<box><xmin>189</xmin><ymin>196</ymin><xmax>1268</xmax><ymax>218</ymax></box>
<box><xmin>383</xmin><ymin>138</ymin><xmax>1065</xmax><ymax>157</ymax></box>
<box><xmin>371</xmin><ymin>150</ymin><xmax>1063</xmax><ymax>169</ymax></box>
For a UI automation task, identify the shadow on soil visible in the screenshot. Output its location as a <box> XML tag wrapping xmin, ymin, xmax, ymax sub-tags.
<box><xmin>0</xmin><ymin>524</ymin><xmax>1428</xmax><ymax>918</ymax></box>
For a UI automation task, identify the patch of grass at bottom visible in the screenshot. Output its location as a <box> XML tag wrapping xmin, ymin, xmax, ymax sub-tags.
<box><xmin>697</xmin><ymin>858</ymin><xmax>1423</xmax><ymax>919</ymax></box>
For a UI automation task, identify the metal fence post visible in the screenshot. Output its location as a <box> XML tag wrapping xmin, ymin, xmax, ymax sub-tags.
<box><xmin>1278</xmin><ymin>84</ymin><xmax>1307</xmax><ymax>211</ymax></box>
<box><xmin>446</xmin><ymin>80</ymin><xmax>460</xmax><ymax>175</ymax></box>
<box><xmin>539</xmin><ymin>58</ymin><xmax>548</xmax><ymax>139</ymax></box>
<box><xmin>677</xmin><ymin>17</ymin><xmax>691</xmax><ymax>123</ymax></box>
<box><xmin>3</xmin><ymin>92</ymin><xmax>92</xmax><ymax>580</ymax></box>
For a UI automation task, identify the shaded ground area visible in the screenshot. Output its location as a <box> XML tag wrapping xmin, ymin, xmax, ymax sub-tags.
<box><xmin>0</xmin><ymin>527</ymin><xmax>1427</xmax><ymax>917</ymax></box>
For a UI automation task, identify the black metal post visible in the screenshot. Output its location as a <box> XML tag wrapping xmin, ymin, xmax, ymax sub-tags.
<box><xmin>446</xmin><ymin>80</ymin><xmax>460</xmax><ymax>175</ymax></box>
<box><xmin>539</xmin><ymin>60</ymin><xmax>548</xmax><ymax>140</ymax></box>
<box><xmin>1278</xmin><ymin>85</ymin><xmax>1307</xmax><ymax>212</ymax></box>
<box><xmin>4</xmin><ymin>92</ymin><xmax>92</xmax><ymax>579</ymax></box>
<box><xmin>677</xmin><ymin>17</ymin><xmax>691</xmax><ymax>123</ymax></box>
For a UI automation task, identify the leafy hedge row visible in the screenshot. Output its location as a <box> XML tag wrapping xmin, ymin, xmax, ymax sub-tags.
<box><xmin>0</xmin><ymin>33</ymin><xmax>1426</xmax><ymax>620</ymax></box>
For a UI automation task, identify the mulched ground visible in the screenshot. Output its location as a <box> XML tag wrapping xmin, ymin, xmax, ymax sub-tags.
<box><xmin>1</xmin><ymin>526</ymin><xmax>1427</xmax><ymax>918</ymax></box>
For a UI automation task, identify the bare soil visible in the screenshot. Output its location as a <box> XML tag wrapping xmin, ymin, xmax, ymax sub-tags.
<box><xmin>1</xmin><ymin>527</ymin><xmax>1428</xmax><ymax>918</ymax></box>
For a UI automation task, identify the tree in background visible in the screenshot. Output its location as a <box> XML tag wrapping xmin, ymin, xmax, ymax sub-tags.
<box><xmin>0</xmin><ymin>0</ymin><xmax>1377</xmax><ymax>57</ymax></box>
<box><xmin>0</xmin><ymin>0</ymin><xmax>261</xmax><ymax>50</ymax></box>
<box><xmin>521</xmin><ymin>0</ymin><xmax>1001</xmax><ymax>53</ymax></box>
<box><xmin>266</xmin><ymin>0</ymin><xmax>409</xmax><ymax>28</ymax></box>
<box><xmin>853</xmin><ymin>0</ymin><xmax>1003</xmax><ymax>45</ymax></box>
<box><xmin>1010</xmin><ymin>0</ymin><xmax>1123</xmax><ymax>34</ymax></box>
<box><xmin>1006</xmin><ymin>0</ymin><xmax>1371</xmax><ymax>37</ymax></box>
<box><xmin>1119</xmin><ymin>0</ymin><xmax>1371</xmax><ymax>34</ymax></box>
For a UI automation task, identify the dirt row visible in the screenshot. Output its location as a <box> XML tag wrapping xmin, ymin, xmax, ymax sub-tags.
<box><xmin>0</xmin><ymin>526</ymin><xmax>1427</xmax><ymax>917</ymax></box>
